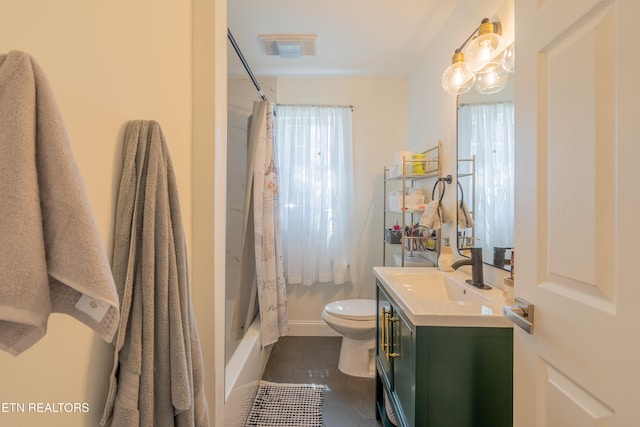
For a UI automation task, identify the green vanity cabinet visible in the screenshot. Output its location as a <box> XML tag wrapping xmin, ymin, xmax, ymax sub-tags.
<box><xmin>376</xmin><ymin>280</ymin><xmax>513</xmax><ymax>427</ymax></box>
<box><xmin>377</xmin><ymin>285</ymin><xmax>415</xmax><ymax>426</ymax></box>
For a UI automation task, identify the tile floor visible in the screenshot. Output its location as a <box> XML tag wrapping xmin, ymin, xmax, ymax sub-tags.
<box><xmin>262</xmin><ymin>336</ymin><xmax>383</xmax><ymax>427</ymax></box>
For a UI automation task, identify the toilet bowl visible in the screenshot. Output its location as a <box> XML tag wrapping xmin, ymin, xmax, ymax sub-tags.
<box><xmin>322</xmin><ymin>299</ymin><xmax>376</xmax><ymax>378</ymax></box>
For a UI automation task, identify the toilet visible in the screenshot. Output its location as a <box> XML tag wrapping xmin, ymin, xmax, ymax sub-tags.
<box><xmin>322</xmin><ymin>299</ymin><xmax>377</xmax><ymax>378</ymax></box>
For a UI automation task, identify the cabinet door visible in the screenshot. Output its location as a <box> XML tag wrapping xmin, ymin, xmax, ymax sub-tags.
<box><xmin>376</xmin><ymin>284</ymin><xmax>392</xmax><ymax>387</ymax></box>
<box><xmin>390</xmin><ymin>310</ymin><xmax>414</xmax><ymax>427</ymax></box>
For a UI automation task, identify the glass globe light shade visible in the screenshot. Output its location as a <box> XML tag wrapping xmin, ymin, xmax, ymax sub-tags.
<box><xmin>501</xmin><ymin>42</ymin><xmax>515</xmax><ymax>73</ymax></box>
<box><xmin>464</xmin><ymin>20</ymin><xmax>504</xmax><ymax>72</ymax></box>
<box><xmin>475</xmin><ymin>62</ymin><xmax>510</xmax><ymax>94</ymax></box>
<box><xmin>442</xmin><ymin>51</ymin><xmax>475</xmax><ymax>96</ymax></box>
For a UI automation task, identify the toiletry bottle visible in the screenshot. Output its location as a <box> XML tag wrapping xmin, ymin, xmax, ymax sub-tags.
<box><xmin>438</xmin><ymin>237</ymin><xmax>455</xmax><ymax>272</ymax></box>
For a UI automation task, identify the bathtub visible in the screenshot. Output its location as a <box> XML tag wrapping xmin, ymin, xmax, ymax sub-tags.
<box><xmin>223</xmin><ymin>316</ymin><xmax>271</xmax><ymax>426</ymax></box>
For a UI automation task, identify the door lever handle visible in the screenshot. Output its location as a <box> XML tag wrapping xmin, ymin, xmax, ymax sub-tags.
<box><xmin>504</xmin><ymin>297</ymin><xmax>534</xmax><ymax>334</ymax></box>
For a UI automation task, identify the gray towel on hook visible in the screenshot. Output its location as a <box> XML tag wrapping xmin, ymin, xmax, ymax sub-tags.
<box><xmin>0</xmin><ymin>50</ymin><xmax>119</xmax><ymax>356</ymax></box>
<box><xmin>101</xmin><ymin>120</ymin><xmax>209</xmax><ymax>427</ymax></box>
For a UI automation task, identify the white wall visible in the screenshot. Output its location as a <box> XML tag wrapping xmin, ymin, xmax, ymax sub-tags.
<box><xmin>407</xmin><ymin>0</ymin><xmax>514</xmax><ymax>287</ymax></box>
<box><xmin>276</xmin><ymin>76</ymin><xmax>408</xmax><ymax>328</ymax></box>
<box><xmin>0</xmin><ymin>1</ymin><xmax>218</xmax><ymax>425</ymax></box>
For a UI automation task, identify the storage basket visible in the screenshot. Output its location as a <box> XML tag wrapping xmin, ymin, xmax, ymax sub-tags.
<box><xmin>385</xmin><ymin>229</ymin><xmax>402</xmax><ymax>244</ymax></box>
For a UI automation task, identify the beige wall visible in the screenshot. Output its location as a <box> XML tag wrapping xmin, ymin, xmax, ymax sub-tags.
<box><xmin>0</xmin><ymin>1</ymin><xmax>220</xmax><ymax>425</ymax></box>
<box><xmin>276</xmin><ymin>76</ymin><xmax>408</xmax><ymax>324</ymax></box>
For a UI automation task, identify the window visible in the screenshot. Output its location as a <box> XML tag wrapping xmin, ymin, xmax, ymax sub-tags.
<box><xmin>274</xmin><ymin>105</ymin><xmax>354</xmax><ymax>286</ymax></box>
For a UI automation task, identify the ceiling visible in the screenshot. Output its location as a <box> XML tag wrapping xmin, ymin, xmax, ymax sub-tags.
<box><xmin>227</xmin><ymin>0</ymin><xmax>461</xmax><ymax>77</ymax></box>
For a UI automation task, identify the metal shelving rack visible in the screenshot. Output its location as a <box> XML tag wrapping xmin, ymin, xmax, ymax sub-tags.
<box><xmin>383</xmin><ymin>142</ymin><xmax>443</xmax><ymax>267</ymax></box>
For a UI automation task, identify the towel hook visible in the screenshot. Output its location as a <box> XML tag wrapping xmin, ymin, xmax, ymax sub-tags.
<box><xmin>457</xmin><ymin>181</ymin><xmax>464</xmax><ymax>201</ymax></box>
<box><xmin>431</xmin><ymin>175</ymin><xmax>452</xmax><ymax>203</ymax></box>
<box><xmin>432</xmin><ymin>180</ymin><xmax>445</xmax><ymax>203</ymax></box>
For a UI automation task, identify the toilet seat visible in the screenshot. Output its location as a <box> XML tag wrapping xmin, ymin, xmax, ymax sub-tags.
<box><xmin>324</xmin><ymin>299</ymin><xmax>376</xmax><ymax>321</ymax></box>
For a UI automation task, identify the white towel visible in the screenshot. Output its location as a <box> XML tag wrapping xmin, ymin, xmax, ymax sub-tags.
<box><xmin>458</xmin><ymin>199</ymin><xmax>475</xmax><ymax>229</ymax></box>
<box><xmin>0</xmin><ymin>51</ymin><xmax>119</xmax><ymax>356</ymax></box>
<box><xmin>419</xmin><ymin>201</ymin><xmax>442</xmax><ymax>229</ymax></box>
<box><xmin>419</xmin><ymin>200</ymin><xmax>454</xmax><ymax>230</ymax></box>
<box><xmin>440</xmin><ymin>201</ymin><xmax>454</xmax><ymax>224</ymax></box>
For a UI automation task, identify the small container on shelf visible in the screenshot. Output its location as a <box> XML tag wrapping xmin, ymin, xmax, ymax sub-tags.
<box><xmin>410</xmin><ymin>153</ymin><xmax>426</xmax><ymax>175</ymax></box>
<box><xmin>385</xmin><ymin>228</ymin><xmax>402</xmax><ymax>244</ymax></box>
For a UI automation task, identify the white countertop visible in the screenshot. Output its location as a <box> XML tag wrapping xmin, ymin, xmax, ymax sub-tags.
<box><xmin>373</xmin><ymin>266</ymin><xmax>513</xmax><ymax>328</ymax></box>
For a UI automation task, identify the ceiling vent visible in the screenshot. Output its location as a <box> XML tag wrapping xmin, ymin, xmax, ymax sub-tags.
<box><xmin>259</xmin><ymin>34</ymin><xmax>317</xmax><ymax>58</ymax></box>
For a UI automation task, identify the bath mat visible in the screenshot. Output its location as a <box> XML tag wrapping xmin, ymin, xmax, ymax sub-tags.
<box><xmin>245</xmin><ymin>381</ymin><xmax>324</xmax><ymax>427</ymax></box>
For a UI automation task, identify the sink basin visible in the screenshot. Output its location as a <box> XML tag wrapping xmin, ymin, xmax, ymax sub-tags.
<box><xmin>374</xmin><ymin>266</ymin><xmax>512</xmax><ymax>327</ymax></box>
<box><xmin>382</xmin><ymin>269</ymin><xmax>491</xmax><ymax>303</ymax></box>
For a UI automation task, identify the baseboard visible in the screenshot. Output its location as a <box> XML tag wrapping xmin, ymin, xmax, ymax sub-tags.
<box><xmin>287</xmin><ymin>320</ymin><xmax>341</xmax><ymax>337</ymax></box>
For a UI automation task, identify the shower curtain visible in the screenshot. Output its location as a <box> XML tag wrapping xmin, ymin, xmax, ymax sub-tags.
<box><xmin>231</xmin><ymin>101</ymin><xmax>287</xmax><ymax>348</ymax></box>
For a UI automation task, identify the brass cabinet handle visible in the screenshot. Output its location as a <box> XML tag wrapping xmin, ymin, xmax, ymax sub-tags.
<box><xmin>381</xmin><ymin>307</ymin><xmax>392</xmax><ymax>361</ymax></box>
<box><xmin>388</xmin><ymin>316</ymin><xmax>399</xmax><ymax>359</ymax></box>
<box><xmin>384</xmin><ymin>309</ymin><xmax>391</xmax><ymax>360</ymax></box>
<box><xmin>381</xmin><ymin>307</ymin><xmax>400</xmax><ymax>360</ymax></box>
<box><xmin>380</xmin><ymin>307</ymin><xmax>388</xmax><ymax>352</ymax></box>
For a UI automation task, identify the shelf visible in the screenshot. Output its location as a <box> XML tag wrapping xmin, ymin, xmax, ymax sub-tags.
<box><xmin>383</xmin><ymin>142</ymin><xmax>444</xmax><ymax>267</ymax></box>
<box><xmin>385</xmin><ymin>240</ymin><xmax>435</xmax><ymax>246</ymax></box>
<box><xmin>385</xmin><ymin>209</ymin><xmax>425</xmax><ymax>215</ymax></box>
<box><xmin>385</xmin><ymin>170</ymin><xmax>440</xmax><ymax>182</ymax></box>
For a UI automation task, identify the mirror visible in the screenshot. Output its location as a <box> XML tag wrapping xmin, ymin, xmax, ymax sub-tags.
<box><xmin>456</xmin><ymin>76</ymin><xmax>514</xmax><ymax>270</ymax></box>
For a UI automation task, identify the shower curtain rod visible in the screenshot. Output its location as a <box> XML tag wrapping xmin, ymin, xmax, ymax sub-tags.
<box><xmin>228</xmin><ymin>28</ymin><xmax>267</xmax><ymax>102</ymax></box>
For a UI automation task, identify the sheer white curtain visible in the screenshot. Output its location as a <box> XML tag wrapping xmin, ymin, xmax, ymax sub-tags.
<box><xmin>458</xmin><ymin>102</ymin><xmax>515</xmax><ymax>256</ymax></box>
<box><xmin>274</xmin><ymin>105</ymin><xmax>355</xmax><ymax>286</ymax></box>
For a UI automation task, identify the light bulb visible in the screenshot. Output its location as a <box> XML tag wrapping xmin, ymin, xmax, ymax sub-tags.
<box><xmin>475</xmin><ymin>62</ymin><xmax>509</xmax><ymax>94</ymax></box>
<box><xmin>501</xmin><ymin>42</ymin><xmax>515</xmax><ymax>73</ymax></box>
<box><xmin>479</xmin><ymin>39</ymin><xmax>495</xmax><ymax>61</ymax></box>
<box><xmin>442</xmin><ymin>51</ymin><xmax>475</xmax><ymax>96</ymax></box>
<box><xmin>464</xmin><ymin>19</ymin><xmax>504</xmax><ymax>72</ymax></box>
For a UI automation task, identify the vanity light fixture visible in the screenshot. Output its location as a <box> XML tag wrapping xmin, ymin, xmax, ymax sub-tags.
<box><xmin>442</xmin><ymin>18</ymin><xmax>514</xmax><ymax>95</ymax></box>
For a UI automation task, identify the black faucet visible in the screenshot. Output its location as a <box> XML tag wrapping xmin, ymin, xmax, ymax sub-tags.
<box><xmin>451</xmin><ymin>247</ymin><xmax>492</xmax><ymax>290</ymax></box>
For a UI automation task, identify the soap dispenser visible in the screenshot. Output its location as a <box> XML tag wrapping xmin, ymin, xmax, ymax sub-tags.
<box><xmin>438</xmin><ymin>237</ymin><xmax>455</xmax><ymax>272</ymax></box>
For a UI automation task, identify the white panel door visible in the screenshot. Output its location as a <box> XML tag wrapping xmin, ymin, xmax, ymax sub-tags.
<box><xmin>514</xmin><ymin>0</ymin><xmax>640</xmax><ymax>425</ymax></box>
